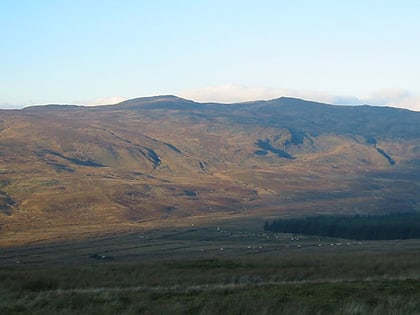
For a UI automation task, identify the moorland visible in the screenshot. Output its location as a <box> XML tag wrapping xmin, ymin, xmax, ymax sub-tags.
<box><xmin>0</xmin><ymin>95</ymin><xmax>419</xmax><ymax>244</ymax></box>
<box><xmin>1</xmin><ymin>96</ymin><xmax>420</xmax><ymax>313</ymax></box>
<box><xmin>2</xmin><ymin>219</ymin><xmax>420</xmax><ymax>314</ymax></box>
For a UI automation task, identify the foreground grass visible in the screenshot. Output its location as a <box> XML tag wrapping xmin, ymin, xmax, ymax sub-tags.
<box><xmin>1</xmin><ymin>279</ymin><xmax>419</xmax><ymax>315</ymax></box>
<box><xmin>1</xmin><ymin>251</ymin><xmax>420</xmax><ymax>314</ymax></box>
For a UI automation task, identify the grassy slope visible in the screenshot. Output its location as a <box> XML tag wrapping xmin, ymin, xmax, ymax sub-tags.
<box><xmin>1</xmin><ymin>221</ymin><xmax>420</xmax><ymax>314</ymax></box>
<box><xmin>0</xmin><ymin>97</ymin><xmax>419</xmax><ymax>244</ymax></box>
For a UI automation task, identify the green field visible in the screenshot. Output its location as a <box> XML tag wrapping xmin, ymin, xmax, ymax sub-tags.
<box><xmin>1</xmin><ymin>220</ymin><xmax>420</xmax><ymax>314</ymax></box>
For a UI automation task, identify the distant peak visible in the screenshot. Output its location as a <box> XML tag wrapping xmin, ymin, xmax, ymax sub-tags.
<box><xmin>23</xmin><ymin>104</ymin><xmax>82</xmax><ymax>111</ymax></box>
<box><xmin>109</xmin><ymin>94</ymin><xmax>200</xmax><ymax>110</ymax></box>
<box><xmin>140</xmin><ymin>95</ymin><xmax>187</xmax><ymax>101</ymax></box>
<box><xmin>115</xmin><ymin>95</ymin><xmax>195</xmax><ymax>105</ymax></box>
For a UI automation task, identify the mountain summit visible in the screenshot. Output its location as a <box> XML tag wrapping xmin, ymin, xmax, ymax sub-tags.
<box><xmin>1</xmin><ymin>96</ymin><xmax>419</xmax><ymax>244</ymax></box>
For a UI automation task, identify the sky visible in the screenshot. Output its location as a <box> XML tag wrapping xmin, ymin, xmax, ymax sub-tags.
<box><xmin>1</xmin><ymin>1</ymin><xmax>420</xmax><ymax>111</ymax></box>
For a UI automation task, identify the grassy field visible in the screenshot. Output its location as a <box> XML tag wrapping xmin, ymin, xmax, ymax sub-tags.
<box><xmin>1</xmin><ymin>219</ymin><xmax>420</xmax><ymax>314</ymax></box>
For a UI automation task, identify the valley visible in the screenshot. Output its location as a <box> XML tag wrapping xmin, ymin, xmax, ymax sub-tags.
<box><xmin>1</xmin><ymin>96</ymin><xmax>420</xmax><ymax>313</ymax></box>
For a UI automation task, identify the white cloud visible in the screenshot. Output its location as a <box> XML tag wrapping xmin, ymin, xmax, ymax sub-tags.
<box><xmin>0</xmin><ymin>102</ymin><xmax>22</xmax><ymax>109</ymax></box>
<box><xmin>74</xmin><ymin>96</ymin><xmax>127</xmax><ymax>106</ymax></box>
<box><xmin>367</xmin><ymin>89</ymin><xmax>410</xmax><ymax>105</ymax></box>
<box><xmin>179</xmin><ymin>84</ymin><xmax>352</xmax><ymax>105</ymax></box>
<box><xmin>179</xmin><ymin>84</ymin><xmax>283</xmax><ymax>103</ymax></box>
<box><xmin>395</xmin><ymin>96</ymin><xmax>420</xmax><ymax>112</ymax></box>
<box><xmin>363</xmin><ymin>89</ymin><xmax>420</xmax><ymax>111</ymax></box>
<box><xmin>178</xmin><ymin>84</ymin><xmax>420</xmax><ymax>111</ymax></box>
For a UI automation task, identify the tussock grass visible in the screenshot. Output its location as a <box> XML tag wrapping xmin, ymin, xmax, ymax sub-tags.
<box><xmin>1</xmin><ymin>251</ymin><xmax>420</xmax><ymax>314</ymax></box>
<box><xmin>2</xmin><ymin>224</ymin><xmax>420</xmax><ymax>314</ymax></box>
<box><xmin>1</xmin><ymin>280</ymin><xmax>419</xmax><ymax>314</ymax></box>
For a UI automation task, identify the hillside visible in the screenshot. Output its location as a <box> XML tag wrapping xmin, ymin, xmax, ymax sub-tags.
<box><xmin>0</xmin><ymin>96</ymin><xmax>419</xmax><ymax>244</ymax></box>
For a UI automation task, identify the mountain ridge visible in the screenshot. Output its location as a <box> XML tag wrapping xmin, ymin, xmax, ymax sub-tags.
<box><xmin>19</xmin><ymin>95</ymin><xmax>419</xmax><ymax>111</ymax></box>
<box><xmin>0</xmin><ymin>96</ymin><xmax>419</xmax><ymax>245</ymax></box>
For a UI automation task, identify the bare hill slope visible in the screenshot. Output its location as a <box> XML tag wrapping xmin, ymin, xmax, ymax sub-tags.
<box><xmin>1</xmin><ymin>96</ymin><xmax>419</xmax><ymax>244</ymax></box>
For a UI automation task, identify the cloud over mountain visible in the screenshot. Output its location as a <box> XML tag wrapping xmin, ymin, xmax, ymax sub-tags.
<box><xmin>179</xmin><ymin>85</ymin><xmax>420</xmax><ymax>111</ymax></box>
<box><xmin>74</xmin><ymin>96</ymin><xmax>127</xmax><ymax>106</ymax></box>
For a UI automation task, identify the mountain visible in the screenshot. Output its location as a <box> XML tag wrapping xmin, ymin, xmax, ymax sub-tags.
<box><xmin>1</xmin><ymin>96</ymin><xmax>419</xmax><ymax>244</ymax></box>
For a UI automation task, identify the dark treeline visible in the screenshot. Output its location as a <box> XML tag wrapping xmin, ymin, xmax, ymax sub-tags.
<box><xmin>264</xmin><ymin>213</ymin><xmax>420</xmax><ymax>240</ymax></box>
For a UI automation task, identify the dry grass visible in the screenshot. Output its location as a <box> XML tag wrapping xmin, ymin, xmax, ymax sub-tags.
<box><xmin>1</xmin><ymin>254</ymin><xmax>420</xmax><ymax>314</ymax></box>
<box><xmin>2</xmin><ymin>215</ymin><xmax>420</xmax><ymax>314</ymax></box>
<box><xmin>1</xmin><ymin>99</ymin><xmax>420</xmax><ymax>313</ymax></box>
<box><xmin>1</xmin><ymin>102</ymin><xmax>419</xmax><ymax>243</ymax></box>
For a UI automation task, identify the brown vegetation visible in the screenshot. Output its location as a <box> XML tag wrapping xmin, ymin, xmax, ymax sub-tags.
<box><xmin>1</xmin><ymin>222</ymin><xmax>420</xmax><ymax>314</ymax></box>
<box><xmin>0</xmin><ymin>96</ymin><xmax>419</xmax><ymax>244</ymax></box>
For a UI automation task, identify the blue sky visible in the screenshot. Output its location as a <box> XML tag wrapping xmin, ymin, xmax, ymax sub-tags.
<box><xmin>1</xmin><ymin>1</ymin><xmax>420</xmax><ymax>110</ymax></box>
